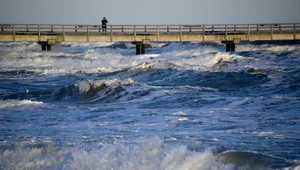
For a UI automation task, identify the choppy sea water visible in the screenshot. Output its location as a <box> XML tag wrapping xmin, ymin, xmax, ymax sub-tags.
<box><xmin>0</xmin><ymin>41</ymin><xmax>300</xmax><ymax>170</ymax></box>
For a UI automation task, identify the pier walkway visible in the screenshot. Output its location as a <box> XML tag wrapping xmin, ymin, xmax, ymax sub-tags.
<box><xmin>0</xmin><ymin>23</ymin><xmax>299</xmax><ymax>54</ymax></box>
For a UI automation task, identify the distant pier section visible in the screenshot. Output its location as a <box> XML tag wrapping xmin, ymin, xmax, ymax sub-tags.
<box><xmin>0</xmin><ymin>23</ymin><xmax>299</xmax><ymax>54</ymax></box>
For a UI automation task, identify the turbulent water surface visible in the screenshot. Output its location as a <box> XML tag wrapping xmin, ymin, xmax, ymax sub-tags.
<box><xmin>0</xmin><ymin>41</ymin><xmax>300</xmax><ymax>170</ymax></box>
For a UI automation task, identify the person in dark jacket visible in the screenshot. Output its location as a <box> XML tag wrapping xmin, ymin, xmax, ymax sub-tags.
<box><xmin>101</xmin><ymin>17</ymin><xmax>108</xmax><ymax>33</ymax></box>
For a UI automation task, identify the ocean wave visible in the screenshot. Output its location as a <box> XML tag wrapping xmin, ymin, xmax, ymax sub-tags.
<box><xmin>1</xmin><ymin>138</ymin><xmax>298</xmax><ymax>170</ymax></box>
<box><xmin>2</xmin><ymin>41</ymin><xmax>292</xmax><ymax>75</ymax></box>
<box><xmin>53</xmin><ymin>78</ymin><xmax>149</xmax><ymax>103</ymax></box>
<box><xmin>0</xmin><ymin>69</ymin><xmax>36</xmax><ymax>75</ymax></box>
<box><xmin>217</xmin><ymin>150</ymin><xmax>299</xmax><ymax>170</ymax></box>
<box><xmin>0</xmin><ymin>42</ymin><xmax>40</xmax><ymax>52</ymax></box>
<box><xmin>1</xmin><ymin>41</ymin><xmax>300</xmax><ymax>167</ymax></box>
<box><xmin>77</xmin><ymin>78</ymin><xmax>131</xmax><ymax>98</ymax></box>
<box><xmin>237</xmin><ymin>42</ymin><xmax>299</xmax><ymax>52</ymax></box>
<box><xmin>0</xmin><ymin>138</ymin><xmax>233</xmax><ymax>170</ymax></box>
<box><xmin>180</xmin><ymin>52</ymin><xmax>245</xmax><ymax>69</ymax></box>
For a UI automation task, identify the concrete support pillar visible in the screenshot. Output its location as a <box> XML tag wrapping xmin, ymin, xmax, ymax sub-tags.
<box><xmin>225</xmin><ymin>43</ymin><xmax>235</xmax><ymax>52</ymax></box>
<box><xmin>41</xmin><ymin>44</ymin><xmax>52</xmax><ymax>51</ymax></box>
<box><xmin>38</xmin><ymin>40</ymin><xmax>56</xmax><ymax>51</ymax></box>
<box><xmin>132</xmin><ymin>39</ymin><xmax>150</xmax><ymax>55</ymax></box>
<box><xmin>222</xmin><ymin>38</ymin><xmax>240</xmax><ymax>52</ymax></box>
<box><xmin>136</xmin><ymin>44</ymin><xmax>145</xmax><ymax>55</ymax></box>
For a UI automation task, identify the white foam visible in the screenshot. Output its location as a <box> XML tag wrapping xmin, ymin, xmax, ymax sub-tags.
<box><xmin>0</xmin><ymin>42</ymin><xmax>40</xmax><ymax>52</ymax></box>
<box><xmin>0</xmin><ymin>41</ymin><xmax>230</xmax><ymax>74</ymax></box>
<box><xmin>237</xmin><ymin>44</ymin><xmax>298</xmax><ymax>52</ymax></box>
<box><xmin>0</xmin><ymin>99</ymin><xmax>43</xmax><ymax>108</ymax></box>
<box><xmin>66</xmin><ymin>138</ymin><xmax>232</xmax><ymax>170</ymax></box>
<box><xmin>0</xmin><ymin>146</ymin><xmax>69</xmax><ymax>170</ymax></box>
<box><xmin>150</xmin><ymin>42</ymin><xmax>169</xmax><ymax>48</ymax></box>
<box><xmin>185</xmin><ymin>52</ymin><xmax>243</xmax><ymax>68</ymax></box>
<box><xmin>0</xmin><ymin>41</ymin><xmax>299</xmax><ymax>75</ymax></box>
<box><xmin>77</xmin><ymin>78</ymin><xmax>135</xmax><ymax>94</ymax></box>
<box><xmin>173</xmin><ymin>111</ymin><xmax>187</xmax><ymax>116</ymax></box>
<box><xmin>257</xmin><ymin>131</ymin><xmax>274</xmax><ymax>137</ymax></box>
<box><xmin>0</xmin><ymin>138</ymin><xmax>234</xmax><ymax>170</ymax></box>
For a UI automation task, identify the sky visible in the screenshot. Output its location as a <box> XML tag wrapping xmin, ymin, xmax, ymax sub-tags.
<box><xmin>0</xmin><ymin>0</ymin><xmax>299</xmax><ymax>25</ymax></box>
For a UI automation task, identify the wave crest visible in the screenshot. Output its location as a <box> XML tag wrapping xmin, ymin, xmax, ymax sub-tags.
<box><xmin>54</xmin><ymin>78</ymin><xmax>140</xmax><ymax>103</ymax></box>
<box><xmin>0</xmin><ymin>99</ymin><xmax>43</xmax><ymax>108</ymax></box>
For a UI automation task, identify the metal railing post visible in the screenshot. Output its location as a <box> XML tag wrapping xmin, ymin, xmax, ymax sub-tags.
<box><xmin>87</xmin><ymin>25</ymin><xmax>89</xmax><ymax>42</ymax></box>
<box><xmin>202</xmin><ymin>25</ymin><xmax>205</xmax><ymax>41</ymax></box>
<box><xmin>63</xmin><ymin>25</ymin><xmax>65</xmax><ymax>41</ymax></box>
<box><xmin>248</xmin><ymin>25</ymin><xmax>250</xmax><ymax>40</ymax></box>
<box><xmin>157</xmin><ymin>26</ymin><xmax>159</xmax><ymax>41</ymax></box>
<box><xmin>180</xmin><ymin>25</ymin><xmax>182</xmax><ymax>41</ymax></box>
<box><xmin>225</xmin><ymin>25</ymin><xmax>228</xmax><ymax>40</ymax></box>
<box><xmin>294</xmin><ymin>24</ymin><xmax>296</xmax><ymax>40</ymax></box>
<box><xmin>134</xmin><ymin>25</ymin><xmax>136</xmax><ymax>41</ymax></box>
<box><xmin>110</xmin><ymin>25</ymin><xmax>113</xmax><ymax>42</ymax></box>
<box><xmin>38</xmin><ymin>25</ymin><xmax>41</xmax><ymax>41</ymax></box>
<box><xmin>13</xmin><ymin>25</ymin><xmax>15</xmax><ymax>41</ymax></box>
<box><xmin>271</xmin><ymin>24</ymin><xmax>273</xmax><ymax>40</ymax></box>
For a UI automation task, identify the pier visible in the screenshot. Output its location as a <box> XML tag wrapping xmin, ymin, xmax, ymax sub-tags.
<box><xmin>0</xmin><ymin>23</ymin><xmax>300</xmax><ymax>54</ymax></box>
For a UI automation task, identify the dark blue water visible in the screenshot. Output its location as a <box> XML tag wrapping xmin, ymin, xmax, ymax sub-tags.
<box><xmin>0</xmin><ymin>41</ymin><xmax>299</xmax><ymax>169</ymax></box>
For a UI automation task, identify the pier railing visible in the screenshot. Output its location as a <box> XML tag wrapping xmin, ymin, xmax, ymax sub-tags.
<box><xmin>1</xmin><ymin>23</ymin><xmax>299</xmax><ymax>36</ymax></box>
<box><xmin>1</xmin><ymin>23</ymin><xmax>299</xmax><ymax>47</ymax></box>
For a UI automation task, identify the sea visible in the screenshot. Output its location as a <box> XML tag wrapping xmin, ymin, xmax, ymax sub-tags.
<box><xmin>0</xmin><ymin>40</ymin><xmax>299</xmax><ymax>170</ymax></box>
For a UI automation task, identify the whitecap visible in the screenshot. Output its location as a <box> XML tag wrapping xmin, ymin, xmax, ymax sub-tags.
<box><xmin>0</xmin><ymin>99</ymin><xmax>43</xmax><ymax>108</ymax></box>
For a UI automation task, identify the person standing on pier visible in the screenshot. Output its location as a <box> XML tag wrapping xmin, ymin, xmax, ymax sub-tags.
<box><xmin>101</xmin><ymin>17</ymin><xmax>108</xmax><ymax>33</ymax></box>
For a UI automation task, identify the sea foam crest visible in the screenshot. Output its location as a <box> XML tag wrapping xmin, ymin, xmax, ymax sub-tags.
<box><xmin>0</xmin><ymin>99</ymin><xmax>43</xmax><ymax>108</ymax></box>
<box><xmin>237</xmin><ymin>44</ymin><xmax>298</xmax><ymax>52</ymax></box>
<box><xmin>177</xmin><ymin>52</ymin><xmax>245</xmax><ymax>71</ymax></box>
<box><xmin>0</xmin><ymin>138</ymin><xmax>233</xmax><ymax>170</ymax></box>
<box><xmin>77</xmin><ymin>78</ymin><xmax>135</xmax><ymax>94</ymax></box>
<box><xmin>66</xmin><ymin>138</ymin><xmax>232</xmax><ymax>170</ymax></box>
<box><xmin>1</xmin><ymin>139</ymin><xmax>299</xmax><ymax>170</ymax></box>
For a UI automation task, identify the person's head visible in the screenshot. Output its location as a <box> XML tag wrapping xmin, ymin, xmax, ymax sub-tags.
<box><xmin>103</xmin><ymin>17</ymin><xmax>106</xmax><ymax>19</ymax></box>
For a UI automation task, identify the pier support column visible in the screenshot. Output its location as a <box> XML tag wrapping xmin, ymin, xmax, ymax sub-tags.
<box><xmin>136</xmin><ymin>44</ymin><xmax>145</xmax><ymax>55</ymax></box>
<box><xmin>41</xmin><ymin>43</ymin><xmax>52</xmax><ymax>51</ymax></box>
<box><xmin>132</xmin><ymin>39</ymin><xmax>150</xmax><ymax>55</ymax></box>
<box><xmin>226</xmin><ymin>43</ymin><xmax>235</xmax><ymax>52</ymax></box>
<box><xmin>38</xmin><ymin>39</ymin><xmax>56</xmax><ymax>51</ymax></box>
<box><xmin>222</xmin><ymin>38</ymin><xmax>241</xmax><ymax>52</ymax></box>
